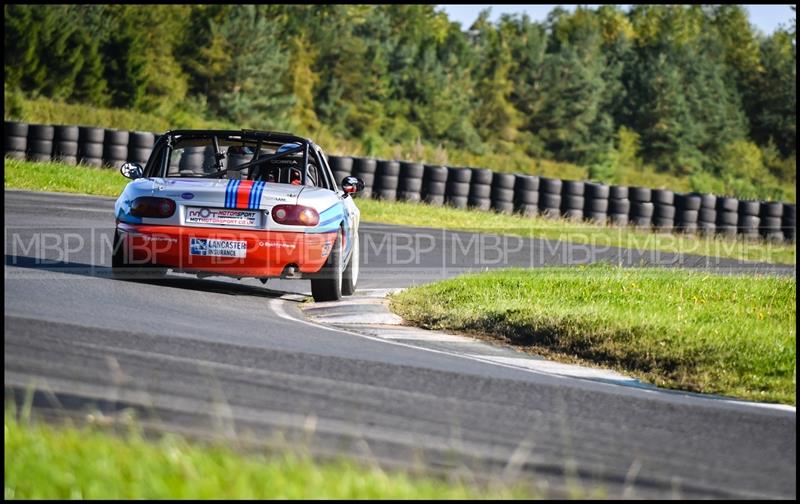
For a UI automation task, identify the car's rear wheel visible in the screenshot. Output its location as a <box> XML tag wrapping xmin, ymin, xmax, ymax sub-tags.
<box><xmin>111</xmin><ymin>229</ymin><xmax>167</xmax><ymax>280</ymax></box>
<box><xmin>342</xmin><ymin>231</ymin><xmax>358</xmax><ymax>296</ymax></box>
<box><xmin>311</xmin><ymin>230</ymin><xmax>343</xmax><ymax>302</ymax></box>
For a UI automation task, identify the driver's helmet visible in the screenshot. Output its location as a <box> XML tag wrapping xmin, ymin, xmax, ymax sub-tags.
<box><xmin>276</xmin><ymin>143</ymin><xmax>303</xmax><ymax>184</ymax></box>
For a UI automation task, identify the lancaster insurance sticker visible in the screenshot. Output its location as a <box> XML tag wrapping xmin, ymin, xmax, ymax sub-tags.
<box><xmin>190</xmin><ymin>238</ymin><xmax>248</xmax><ymax>258</ymax></box>
<box><xmin>185</xmin><ymin>207</ymin><xmax>260</xmax><ymax>227</ymax></box>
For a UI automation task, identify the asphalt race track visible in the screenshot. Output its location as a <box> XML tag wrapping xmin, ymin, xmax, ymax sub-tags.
<box><xmin>4</xmin><ymin>190</ymin><xmax>796</xmax><ymax>498</ymax></box>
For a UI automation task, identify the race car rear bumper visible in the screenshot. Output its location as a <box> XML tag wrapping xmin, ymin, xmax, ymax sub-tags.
<box><xmin>116</xmin><ymin>223</ymin><xmax>337</xmax><ymax>278</ymax></box>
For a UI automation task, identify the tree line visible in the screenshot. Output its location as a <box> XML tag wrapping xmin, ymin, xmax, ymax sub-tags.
<box><xmin>4</xmin><ymin>5</ymin><xmax>796</xmax><ymax>199</ymax></box>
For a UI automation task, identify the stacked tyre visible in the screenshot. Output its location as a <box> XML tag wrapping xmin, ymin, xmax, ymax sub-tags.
<box><xmin>584</xmin><ymin>182</ymin><xmax>610</xmax><ymax>224</ymax></box>
<box><xmin>608</xmin><ymin>186</ymin><xmax>630</xmax><ymax>227</ymax></box>
<box><xmin>560</xmin><ymin>181</ymin><xmax>585</xmax><ymax>221</ymax></box>
<box><xmin>421</xmin><ymin>165</ymin><xmax>448</xmax><ymax>206</ymax></box>
<box><xmin>468</xmin><ymin>168</ymin><xmax>493</xmax><ymax>211</ymax></box>
<box><xmin>329</xmin><ymin>156</ymin><xmax>354</xmax><ymax>187</ymax></box>
<box><xmin>652</xmin><ymin>189</ymin><xmax>676</xmax><ymax>232</ymax></box>
<box><xmin>52</xmin><ymin>125</ymin><xmax>79</xmax><ymax>165</ymax></box>
<box><xmin>782</xmin><ymin>204</ymin><xmax>796</xmax><ymax>243</ymax></box>
<box><xmin>27</xmin><ymin>124</ymin><xmax>55</xmax><ymax>162</ymax></box>
<box><xmin>737</xmin><ymin>200</ymin><xmax>761</xmax><ymax>240</ymax></box>
<box><xmin>445</xmin><ymin>167</ymin><xmax>472</xmax><ymax>209</ymax></box>
<box><xmin>397</xmin><ymin>161</ymin><xmax>424</xmax><ymax>202</ymax></box>
<box><xmin>78</xmin><ymin>126</ymin><xmax>105</xmax><ymax>167</ymax></box>
<box><xmin>629</xmin><ymin>187</ymin><xmax>653</xmax><ymax>229</ymax></box>
<box><xmin>695</xmin><ymin>193</ymin><xmax>717</xmax><ymax>236</ymax></box>
<box><xmin>490</xmin><ymin>173</ymin><xmax>516</xmax><ymax>214</ymax></box>
<box><xmin>715</xmin><ymin>197</ymin><xmax>739</xmax><ymax>238</ymax></box>
<box><xmin>103</xmin><ymin>129</ymin><xmax>129</xmax><ymax>169</ymax></box>
<box><xmin>374</xmin><ymin>159</ymin><xmax>400</xmax><ymax>201</ymax></box>
<box><xmin>538</xmin><ymin>178</ymin><xmax>562</xmax><ymax>219</ymax></box>
<box><xmin>675</xmin><ymin>193</ymin><xmax>700</xmax><ymax>234</ymax></box>
<box><xmin>128</xmin><ymin>131</ymin><xmax>155</xmax><ymax>167</ymax></box>
<box><xmin>758</xmin><ymin>202</ymin><xmax>784</xmax><ymax>242</ymax></box>
<box><xmin>5</xmin><ymin>121</ymin><xmax>28</xmax><ymax>160</ymax></box>
<box><xmin>352</xmin><ymin>157</ymin><xmax>377</xmax><ymax>199</ymax></box>
<box><xmin>178</xmin><ymin>146</ymin><xmax>207</xmax><ymax>175</ymax></box>
<box><xmin>514</xmin><ymin>175</ymin><xmax>539</xmax><ymax>217</ymax></box>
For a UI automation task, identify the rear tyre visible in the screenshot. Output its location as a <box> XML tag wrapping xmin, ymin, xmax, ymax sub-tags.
<box><xmin>311</xmin><ymin>231</ymin><xmax>343</xmax><ymax>302</ymax></box>
<box><xmin>111</xmin><ymin>229</ymin><xmax>167</xmax><ymax>280</ymax></box>
<box><xmin>341</xmin><ymin>231</ymin><xmax>359</xmax><ymax>296</ymax></box>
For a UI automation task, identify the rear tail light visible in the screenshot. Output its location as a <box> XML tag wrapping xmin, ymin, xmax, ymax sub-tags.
<box><xmin>130</xmin><ymin>197</ymin><xmax>176</xmax><ymax>218</ymax></box>
<box><xmin>272</xmin><ymin>205</ymin><xmax>320</xmax><ymax>226</ymax></box>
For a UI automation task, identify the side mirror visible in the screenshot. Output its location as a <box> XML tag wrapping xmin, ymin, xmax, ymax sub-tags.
<box><xmin>341</xmin><ymin>176</ymin><xmax>365</xmax><ymax>194</ymax></box>
<box><xmin>120</xmin><ymin>162</ymin><xmax>144</xmax><ymax>180</ymax></box>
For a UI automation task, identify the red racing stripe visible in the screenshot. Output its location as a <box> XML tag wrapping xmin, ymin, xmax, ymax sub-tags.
<box><xmin>235</xmin><ymin>180</ymin><xmax>255</xmax><ymax>209</ymax></box>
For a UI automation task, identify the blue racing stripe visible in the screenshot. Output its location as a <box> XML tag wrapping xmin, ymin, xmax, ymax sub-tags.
<box><xmin>226</xmin><ymin>179</ymin><xmax>240</xmax><ymax>208</ymax></box>
<box><xmin>249</xmin><ymin>180</ymin><xmax>265</xmax><ymax>209</ymax></box>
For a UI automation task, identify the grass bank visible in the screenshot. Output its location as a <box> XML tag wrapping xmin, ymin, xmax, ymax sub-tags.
<box><xmin>4</xmin><ymin>408</ymin><xmax>531</xmax><ymax>499</ymax></box>
<box><xmin>390</xmin><ymin>265</ymin><xmax>796</xmax><ymax>405</ymax></box>
<box><xmin>5</xmin><ymin>158</ymin><xmax>795</xmax><ymax>265</ymax></box>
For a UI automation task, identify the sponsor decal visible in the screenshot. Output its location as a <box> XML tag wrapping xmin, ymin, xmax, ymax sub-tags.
<box><xmin>189</xmin><ymin>238</ymin><xmax>247</xmax><ymax>258</ymax></box>
<box><xmin>258</xmin><ymin>241</ymin><xmax>297</xmax><ymax>251</ymax></box>
<box><xmin>181</xmin><ymin>192</ymin><xmax>195</xmax><ymax>200</ymax></box>
<box><xmin>321</xmin><ymin>240</ymin><xmax>332</xmax><ymax>257</ymax></box>
<box><xmin>186</xmin><ymin>207</ymin><xmax>260</xmax><ymax>227</ymax></box>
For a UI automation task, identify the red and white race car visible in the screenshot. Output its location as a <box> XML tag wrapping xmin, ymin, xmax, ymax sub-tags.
<box><xmin>113</xmin><ymin>129</ymin><xmax>364</xmax><ymax>302</ymax></box>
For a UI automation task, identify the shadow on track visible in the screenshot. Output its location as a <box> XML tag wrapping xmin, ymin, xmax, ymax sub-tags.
<box><xmin>4</xmin><ymin>254</ymin><xmax>304</xmax><ymax>301</ymax></box>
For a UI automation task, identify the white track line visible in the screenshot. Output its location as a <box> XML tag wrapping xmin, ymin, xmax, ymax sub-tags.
<box><xmin>269</xmin><ymin>298</ymin><xmax>795</xmax><ymax>414</ymax></box>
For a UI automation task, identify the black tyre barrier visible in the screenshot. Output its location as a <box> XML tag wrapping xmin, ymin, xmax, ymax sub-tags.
<box><xmin>492</xmin><ymin>200</ymin><xmax>515</xmax><ymax>214</ymax></box>
<box><xmin>561</xmin><ymin>194</ymin><xmax>585</xmax><ymax>211</ymax></box>
<box><xmin>695</xmin><ymin>193</ymin><xmax>717</xmax><ymax>210</ymax></box>
<box><xmin>422</xmin><ymin>165</ymin><xmax>447</xmax><ymax>205</ymax></box>
<box><xmin>678</xmin><ymin>209</ymin><xmax>699</xmax><ymax>225</ymax></box>
<box><xmin>53</xmin><ymin>125</ymin><xmax>79</xmax><ymax>142</ymax></box>
<box><xmin>717</xmin><ymin>224</ymin><xmax>738</xmax><ymax>238</ymax></box>
<box><xmin>758</xmin><ymin>216</ymin><xmax>782</xmax><ymax>232</ymax></box>
<box><xmin>674</xmin><ymin>193</ymin><xmax>701</xmax><ymax>212</ymax></box>
<box><xmin>5</xmin><ymin>120</ymin><xmax>29</xmax><ymax>137</ymax></box>
<box><xmin>468</xmin><ymin>196</ymin><xmax>492</xmax><ymax>211</ymax></box>
<box><xmin>629</xmin><ymin>186</ymin><xmax>652</xmax><ymax>203</ymax></box>
<box><xmin>562</xmin><ymin>180</ymin><xmax>585</xmax><ymax>197</ymax></box>
<box><xmin>563</xmin><ymin>209</ymin><xmax>584</xmax><ymax>221</ymax></box>
<box><xmin>609</xmin><ymin>213</ymin><xmax>629</xmax><ymax>226</ymax></box>
<box><xmin>78</xmin><ymin>126</ymin><xmax>104</xmax><ymax>167</ymax></box>
<box><xmin>610</xmin><ymin>185</ymin><xmax>628</xmax><ymax>199</ymax></box>
<box><xmin>445</xmin><ymin>167</ymin><xmax>471</xmax><ymax>208</ymax></box>
<box><xmin>632</xmin><ymin>216</ymin><xmax>652</xmax><ymax>228</ymax></box>
<box><xmin>513</xmin><ymin>175</ymin><xmax>539</xmax><ymax>215</ymax></box>
<box><xmin>716</xmin><ymin>197</ymin><xmax>738</xmax><ymax>213</ymax></box>
<box><xmin>760</xmin><ymin>201</ymin><xmax>783</xmax><ymax>219</ymax></box>
<box><xmin>609</xmin><ymin>198</ymin><xmax>630</xmax><ymax>214</ymax></box>
<box><xmin>738</xmin><ymin>200</ymin><xmax>760</xmax><ymax>217</ymax></box>
<box><xmin>5</xmin><ymin>121</ymin><xmax>28</xmax><ymax>159</ymax></box>
<box><xmin>539</xmin><ymin>177</ymin><xmax>562</xmax><ymax>195</ymax></box>
<box><xmin>631</xmin><ymin>202</ymin><xmax>654</xmax><ymax>218</ymax></box>
<box><xmin>469</xmin><ymin>183</ymin><xmax>491</xmax><ymax>199</ymax></box>
<box><xmin>492</xmin><ymin>172</ymin><xmax>516</xmax><ymax>190</ymax></box>
<box><xmin>654</xmin><ymin>204</ymin><xmax>676</xmax><ymax>220</ymax></box>
<box><xmin>448</xmin><ymin>195</ymin><xmax>469</xmax><ymax>209</ymax></box>
<box><xmin>762</xmin><ymin>230</ymin><xmax>785</xmax><ymax>242</ymax></box>
<box><xmin>397</xmin><ymin>161</ymin><xmax>424</xmax><ymax>202</ymax></box>
<box><xmin>698</xmin><ymin>208</ymin><xmax>717</xmax><ymax>224</ymax></box>
<box><xmin>330</xmin><ymin>155</ymin><xmax>354</xmax><ymax>184</ymax></box>
<box><xmin>716</xmin><ymin>210</ymin><xmax>738</xmax><ymax>227</ymax></box>
<box><xmin>585</xmin><ymin>182</ymin><xmax>610</xmax><ymax>199</ymax></box>
<box><xmin>53</xmin><ymin>125</ymin><xmax>79</xmax><ymax>164</ymax></box>
<box><xmin>698</xmin><ymin>221</ymin><xmax>716</xmax><ymax>235</ymax></box>
<box><xmin>375</xmin><ymin>159</ymin><xmax>400</xmax><ymax>201</ymax></box>
<box><xmin>585</xmin><ymin>198</ymin><xmax>609</xmax><ymax>213</ymax></box>
<box><xmin>782</xmin><ymin>203</ymin><xmax>796</xmax><ymax>242</ymax></box>
<box><xmin>129</xmin><ymin>131</ymin><xmax>154</xmax><ymax>166</ymax></box>
<box><xmin>538</xmin><ymin>192</ymin><xmax>561</xmax><ymax>215</ymax></box>
<box><xmin>103</xmin><ymin>128</ymin><xmax>129</xmax><ymax>169</ymax></box>
<box><xmin>652</xmin><ymin>189</ymin><xmax>675</xmax><ymax>206</ymax></box>
<box><xmin>27</xmin><ymin>124</ymin><xmax>54</xmax><ymax>162</ymax></box>
<box><xmin>471</xmin><ymin>168</ymin><xmax>493</xmax><ymax>185</ymax></box>
<box><xmin>491</xmin><ymin>186</ymin><xmax>515</xmax><ymax>214</ymax></box>
<box><xmin>178</xmin><ymin>146</ymin><xmax>206</xmax><ymax>174</ymax></box>
<box><xmin>654</xmin><ymin>217</ymin><xmax>675</xmax><ymax>230</ymax></box>
<box><xmin>352</xmin><ymin>157</ymin><xmax>377</xmax><ymax>199</ymax></box>
<box><xmin>586</xmin><ymin>211</ymin><xmax>608</xmax><ymax>224</ymax></box>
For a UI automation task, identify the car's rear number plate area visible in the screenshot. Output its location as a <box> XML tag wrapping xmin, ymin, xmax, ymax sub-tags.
<box><xmin>185</xmin><ymin>207</ymin><xmax>261</xmax><ymax>227</ymax></box>
<box><xmin>190</xmin><ymin>238</ymin><xmax>247</xmax><ymax>258</ymax></box>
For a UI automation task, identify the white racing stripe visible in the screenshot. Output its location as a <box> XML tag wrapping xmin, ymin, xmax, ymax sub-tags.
<box><xmin>268</xmin><ymin>298</ymin><xmax>796</xmax><ymax>414</ymax></box>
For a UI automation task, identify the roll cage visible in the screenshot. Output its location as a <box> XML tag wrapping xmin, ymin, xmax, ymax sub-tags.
<box><xmin>143</xmin><ymin>129</ymin><xmax>336</xmax><ymax>189</ymax></box>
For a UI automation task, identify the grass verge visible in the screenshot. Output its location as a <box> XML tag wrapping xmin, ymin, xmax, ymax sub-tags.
<box><xmin>4</xmin><ymin>406</ymin><xmax>532</xmax><ymax>499</ymax></box>
<box><xmin>389</xmin><ymin>265</ymin><xmax>796</xmax><ymax>405</ymax></box>
<box><xmin>4</xmin><ymin>158</ymin><xmax>796</xmax><ymax>265</ymax></box>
